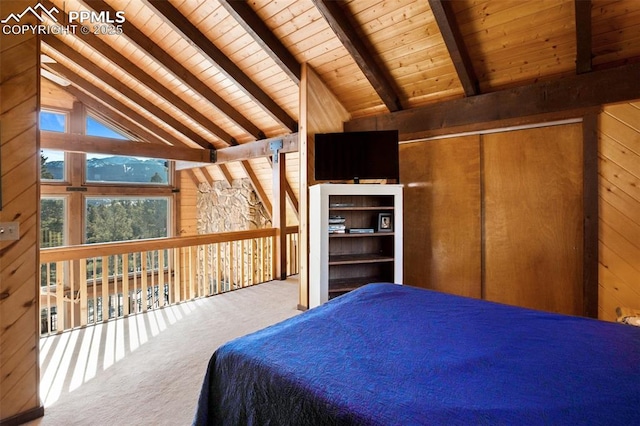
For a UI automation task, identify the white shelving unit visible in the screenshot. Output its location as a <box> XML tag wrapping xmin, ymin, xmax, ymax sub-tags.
<box><xmin>309</xmin><ymin>183</ymin><xmax>403</xmax><ymax>308</ymax></box>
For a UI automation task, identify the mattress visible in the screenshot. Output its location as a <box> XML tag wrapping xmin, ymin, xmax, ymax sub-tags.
<box><xmin>193</xmin><ymin>283</ymin><xmax>640</xmax><ymax>425</ymax></box>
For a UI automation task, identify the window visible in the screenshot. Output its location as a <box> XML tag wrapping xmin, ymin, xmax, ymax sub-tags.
<box><xmin>86</xmin><ymin>154</ymin><xmax>169</xmax><ymax>184</ymax></box>
<box><xmin>40</xmin><ymin>110</ymin><xmax>66</xmax><ymax>132</ymax></box>
<box><xmin>86</xmin><ymin>115</ymin><xmax>128</xmax><ymax>140</ymax></box>
<box><xmin>41</xmin><ymin>149</ymin><xmax>65</xmax><ymax>181</ymax></box>
<box><xmin>40</xmin><ymin>197</ymin><xmax>65</xmax><ymax>248</ymax></box>
<box><xmin>85</xmin><ymin>197</ymin><xmax>169</xmax><ymax>244</ymax></box>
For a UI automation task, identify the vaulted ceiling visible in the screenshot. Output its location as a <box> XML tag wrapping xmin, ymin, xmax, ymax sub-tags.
<box><xmin>38</xmin><ymin>0</ymin><xmax>640</xmax><ymax>203</ymax></box>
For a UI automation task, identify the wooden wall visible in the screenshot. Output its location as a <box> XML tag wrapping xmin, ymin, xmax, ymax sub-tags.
<box><xmin>401</xmin><ymin>123</ymin><xmax>584</xmax><ymax>316</ymax></box>
<box><xmin>0</xmin><ymin>1</ymin><xmax>43</xmax><ymax>423</ymax></box>
<box><xmin>598</xmin><ymin>102</ymin><xmax>640</xmax><ymax>321</ymax></box>
<box><xmin>298</xmin><ymin>64</ymin><xmax>350</xmax><ymax>309</ymax></box>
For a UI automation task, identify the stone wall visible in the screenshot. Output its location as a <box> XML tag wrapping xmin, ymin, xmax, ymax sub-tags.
<box><xmin>196</xmin><ymin>179</ymin><xmax>271</xmax><ymax>233</ymax></box>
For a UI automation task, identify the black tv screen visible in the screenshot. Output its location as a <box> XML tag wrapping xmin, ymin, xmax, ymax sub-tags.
<box><xmin>314</xmin><ymin>130</ymin><xmax>399</xmax><ymax>182</ymax></box>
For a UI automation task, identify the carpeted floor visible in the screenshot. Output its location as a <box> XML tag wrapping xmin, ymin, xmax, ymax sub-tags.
<box><xmin>25</xmin><ymin>277</ymin><xmax>300</xmax><ymax>426</ymax></box>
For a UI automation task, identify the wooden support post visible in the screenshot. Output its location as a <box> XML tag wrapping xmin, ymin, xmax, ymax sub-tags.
<box><xmin>272</xmin><ymin>151</ymin><xmax>287</xmax><ymax>280</ymax></box>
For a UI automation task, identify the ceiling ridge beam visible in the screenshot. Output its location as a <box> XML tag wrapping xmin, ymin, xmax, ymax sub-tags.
<box><xmin>312</xmin><ymin>0</ymin><xmax>403</xmax><ymax>112</ymax></box>
<box><xmin>44</xmin><ymin>38</ymin><xmax>214</xmax><ymax>150</ymax></box>
<box><xmin>344</xmin><ymin>62</ymin><xmax>640</xmax><ymax>139</ymax></box>
<box><xmin>80</xmin><ymin>0</ymin><xmax>264</xmax><ymax>141</ymax></box>
<box><xmin>429</xmin><ymin>0</ymin><xmax>479</xmax><ymax>96</ymax></box>
<box><xmin>217</xmin><ymin>0</ymin><xmax>301</xmax><ymax>85</ymax></box>
<box><xmin>146</xmin><ymin>0</ymin><xmax>298</xmax><ymax>133</ymax></box>
<box><xmin>43</xmin><ymin>62</ymin><xmax>195</xmax><ymax>148</ymax></box>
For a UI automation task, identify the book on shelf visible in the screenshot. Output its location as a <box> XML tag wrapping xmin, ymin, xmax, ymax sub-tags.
<box><xmin>348</xmin><ymin>228</ymin><xmax>374</xmax><ymax>234</ymax></box>
<box><xmin>329</xmin><ymin>215</ymin><xmax>345</xmax><ymax>224</ymax></box>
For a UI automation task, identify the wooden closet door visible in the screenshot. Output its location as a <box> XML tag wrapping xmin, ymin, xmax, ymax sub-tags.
<box><xmin>400</xmin><ymin>135</ymin><xmax>482</xmax><ymax>298</ymax></box>
<box><xmin>483</xmin><ymin>124</ymin><xmax>583</xmax><ymax>315</ymax></box>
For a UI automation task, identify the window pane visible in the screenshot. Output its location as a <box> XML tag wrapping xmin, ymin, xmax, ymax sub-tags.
<box><xmin>85</xmin><ymin>198</ymin><xmax>169</xmax><ymax>244</ymax></box>
<box><xmin>41</xmin><ymin>197</ymin><xmax>65</xmax><ymax>248</ymax></box>
<box><xmin>40</xmin><ymin>110</ymin><xmax>66</xmax><ymax>132</ymax></box>
<box><xmin>41</xmin><ymin>149</ymin><xmax>65</xmax><ymax>181</ymax></box>
<box><xmin>86</xmin><ymin>116</ymin><xmax>129</xmax><ymax>140</ymax></box>
<box><xmin>86</xmin><ymin>154</ymin><xmax>168</xmax><ymax>184</ymax></box>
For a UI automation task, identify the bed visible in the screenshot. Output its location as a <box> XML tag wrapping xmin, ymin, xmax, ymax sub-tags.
<box><xmin>193</xmin><ymin>283</ymin><xmax>640</xmax><ymax>425</ymax></box>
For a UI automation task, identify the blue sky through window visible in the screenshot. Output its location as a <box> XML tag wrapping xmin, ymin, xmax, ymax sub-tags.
<box><xmin>40</xmin><ymin>111</ymin><xmax>66</xmax><ymax>132</ymax></box>
<box><xmin>86</xmin><ymin>116</ymin><xmax>129</xmax><ymax>140</ymax></box>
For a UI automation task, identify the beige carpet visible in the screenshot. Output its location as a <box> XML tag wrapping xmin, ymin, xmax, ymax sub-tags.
<box><xmin>25</xmin><ymin>277</ymin><xmax>300</xmax><ymax>426</ymax></box>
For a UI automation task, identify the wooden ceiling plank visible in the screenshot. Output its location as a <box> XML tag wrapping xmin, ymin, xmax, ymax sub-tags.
<box><xmin>83</xmin><ymin>0</ymin><xmax>262</xmax><ymax>142</ymax></box>
<box><xmin>428</xmin><ymin>0</ymin><xmax>479</xmax><ymax>96</ymax></box>
<box><xmin>345</xmin><ymin>62</ymin><xmax>640</xmax><ymax>140</ymax></box>
<box><xmin>41</xmin><ymin>131</ymin><xmax>214</xmax><ymax>163</ymax></box>
<box><xmin>44</xmin><ymin>38</ymin><xmax>214</xmax><ymax>150</ymax></box>
<box><xmin>43</xmin><ymin>62</ymin><xmax>193</xmax><ymax>148</ymax></box>
<box><xmin>217</xmin><ymin>0</ymin><xmax>301</xmax><ymax>85</ymax></box>
<box><xmin>240</xmin><ymin>160</ymin><xmax>273</xmax><ymax>218</ymax></box>
<box><xmin>146</xmin><ymin>0</ymin><xmax>298</xmax><ymax>133</ymax></box>
<box><xmin>575</xmin><ymin>0</ymin><xmax>593</xmax><ymax>74</ymax></box>
<box><xmin>312</xmin><ymin>0</ymin><xmax>403</xmax><ymax>112</ymax></box>
<box><xmin>39</xmin><ymin>3</ymin><xmax>234</xmax><ymax>147</ymax></box>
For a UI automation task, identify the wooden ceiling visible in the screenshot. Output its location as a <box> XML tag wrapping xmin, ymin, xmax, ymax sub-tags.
<box><xmin>38</xmin><ymin>0</ymin><xmax>640</xmax><ymax>193</ymax></box>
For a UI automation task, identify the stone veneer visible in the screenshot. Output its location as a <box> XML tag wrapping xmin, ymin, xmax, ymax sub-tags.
<box><xmin>196</xmin><ymin>179</ymin><xmax>271</xmax><ymax>233</ymax></box>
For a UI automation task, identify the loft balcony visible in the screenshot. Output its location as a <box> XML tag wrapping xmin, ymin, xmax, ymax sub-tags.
<box><xmin>39</xmin><ymin>228</ymin><xmax>299</xmax><ymax>336</ymax></box>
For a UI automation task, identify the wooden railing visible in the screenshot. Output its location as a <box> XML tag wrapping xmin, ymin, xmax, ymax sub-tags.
<box><xmin>40</xmin><ymin>227</ymin><xmax>299</xmax><ymax>335</ymax></box>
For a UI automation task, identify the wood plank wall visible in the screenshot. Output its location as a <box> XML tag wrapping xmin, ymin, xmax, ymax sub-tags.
<box><xmin>178</xmin><ymin>170</ymin><xmax>199</xmax><ymax>236</ymax></box>
<box><xmin>598</xmin><ymin>102</ymin><xmax>640</xmax><ymax>321</ymax></box>
<box><xmin>298</xmin><ymin>64</ymin><xmax>349</xmax><ymax>309</ymax></box>
<box><xmin>401</xmin><ymin>123</ymin><xmax>584</xmax><ymax>316</ymax></box>
<box><xmin>0</xmin><ymin>1</ymin><xmax>43</xmax><ymax>423</ymax></box>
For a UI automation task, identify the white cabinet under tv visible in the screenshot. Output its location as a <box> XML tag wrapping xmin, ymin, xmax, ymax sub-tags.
<box><xmin>309</xmin><ymin>184</ymin><xmax>403</xmax><ymax>308</ymax></box>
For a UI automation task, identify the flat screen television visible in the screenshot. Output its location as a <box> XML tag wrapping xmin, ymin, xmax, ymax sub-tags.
<box><xmin>314</xmin><ymin>130</ymin><xmax>399</xmax><ymax>183</ymax></box>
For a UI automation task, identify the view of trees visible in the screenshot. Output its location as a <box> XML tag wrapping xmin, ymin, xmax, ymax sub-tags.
<box><xmin>86</xmin><ymin>198</ymin><xmax>168</xmax><ymax>243</ymax></box>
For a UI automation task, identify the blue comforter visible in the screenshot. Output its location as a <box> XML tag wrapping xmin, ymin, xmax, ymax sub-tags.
<box><xmin>194</xmin><ymin>283</ymin><xmax>640</xmax><ymax>425</ymax></box>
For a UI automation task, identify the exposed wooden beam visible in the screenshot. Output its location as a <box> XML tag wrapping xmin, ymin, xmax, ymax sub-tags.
<box><xmin>311</xmin><ymin>0</ymin><xmax>403</xmax><ymax>112</ymax></box>
<box><xmin>82</xmin><ymin>0</ymin><xmax>260</xmax><ymax>142</ymax></box>
<box><xmin>41</xmin><ymin>131</ymin><xmax>213</xmax><ymax>163</ymax></box>
<box><xmin>345</xmin><ymin>62</ymin><xmax>640</xmax><ymax>139</ymax></box>
<box><xmin>218</xmin><ymin>0</ymin><xmax>301</xmax><ymax>85</ymax></box>
<box><xmin>40</xmin><ymin>2</ymin><xmax>234</xmax><ymax>148</ymax></box>
<box><xmin>43</xmin><ymin>37</ymin><xmax>214</xmax><ymax>150</ymax></box>
<box><xmin>146</xmin><ymin>0</ymin><xmax>298</xmax><ymax>133</ymax></box>
<box><xmin>218</xmin><ymin>164</ymin><xmax>234</xmax><ymax>186</ymax></box>
<box><xmin>200</xmin><ymin>166</ymin><xmax>217</xmax><ymax>186</ymax></box>
<box><xmin>429</xmin><ymin>0</ymin><xmax>479</xmax><ymax>96</ymax></box>
<box><xmin>175</xmin><ymin>133</ymin><xmax>299</xmax><ymax>169</ymax></box>
<box><xmin>240</xmin><ymin>160</ymin><xmax>272</xmax><ymax>218</ymax></box>
<box><xmin>575</xmin><ymin>0</ymin><xmax>593</xmax><ymax>74</ymax></box>
<box><xmin>43</xmin><ymin>63</ymin><xmax>193</xmax><ymax>148</ymax></box>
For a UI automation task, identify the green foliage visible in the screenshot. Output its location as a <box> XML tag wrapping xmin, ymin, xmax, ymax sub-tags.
<box><xmin>41</xmin><ymin>153</ymin><xmax>54</xmax><ymax>179</ymax></box>
<box><xmin>86</xmin><ymin>198</ymin><xmax>168</xmax><ymax>244</ymax></box>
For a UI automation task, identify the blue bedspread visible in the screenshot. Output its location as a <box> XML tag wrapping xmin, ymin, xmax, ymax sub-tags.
<box><xmin>193</xmin><ymin>283</ymin><xmax>640</xmax><ymax>425</ymax></box>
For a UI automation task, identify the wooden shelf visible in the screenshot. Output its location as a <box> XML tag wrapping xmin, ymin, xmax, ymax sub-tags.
<box><xmin>309</xmin><ymin>184</ymin><xmax>403</xmax><ymax>308</ymax></box>
<box><xmin>328</xmin><ymin>253</ymin><xmax>394</xmax><ymax>265</ymax></box>
<box><xmin>329</xmin><ymin>232</ymin><xmax>394</xmax><ymax>238</ymax></box>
